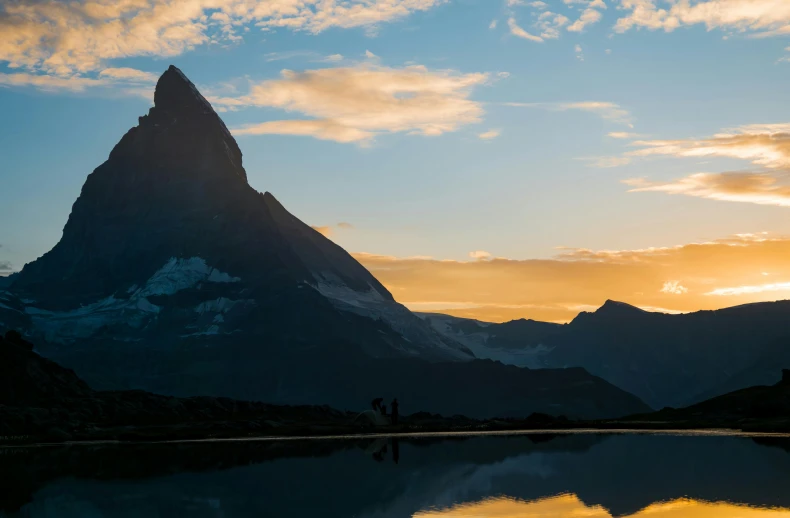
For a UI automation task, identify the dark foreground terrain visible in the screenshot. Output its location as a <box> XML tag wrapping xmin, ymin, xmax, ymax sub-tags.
<box><xmin>3</xmin><ymin>330</ymin><xmax>790</xmax><ymax>446</ymax></box>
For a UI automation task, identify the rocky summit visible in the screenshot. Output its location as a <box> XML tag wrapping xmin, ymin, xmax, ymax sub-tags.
<box><xmin>0</xmin><ymin>66</ymin><xmax>649</xmax><ymax>419</ymax></box>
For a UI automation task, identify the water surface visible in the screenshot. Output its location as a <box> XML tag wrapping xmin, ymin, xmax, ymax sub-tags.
<box><xmin>2</xmin><ymin>432</ymin><xmax>790</xmax><ymax>517</ymax></box>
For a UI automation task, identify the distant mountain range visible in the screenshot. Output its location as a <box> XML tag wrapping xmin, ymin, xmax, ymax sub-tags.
<box><xmin>421</xmin><ymin>299</ymin><xmax>790</xmax><ymax>409</ymax></box>
<box><xmin>0</xmin><ymin>66</ymin><xmax>647</xmax><ymax>420</ymax></box>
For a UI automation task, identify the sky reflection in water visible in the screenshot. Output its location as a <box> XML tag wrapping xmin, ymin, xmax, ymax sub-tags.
<box><xmin>417</xmin><ymin>495</ymin><xmax>790</xmax><ymax>517</ymax></box>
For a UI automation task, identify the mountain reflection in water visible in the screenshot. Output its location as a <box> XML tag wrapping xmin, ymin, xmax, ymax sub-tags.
<box><xmin>2</xmin><ymin>433</ymin><xmax>790</xmax><ymax>517</ymax></box>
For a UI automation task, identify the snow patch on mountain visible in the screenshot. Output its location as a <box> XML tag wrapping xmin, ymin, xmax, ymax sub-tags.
<box><xmin>24</xmin><ymin>257</ymin><xmax>243</xmax><ymax>344</ymax></box>
<box><xmin>310</xmin><ymin>275</ymin><xmax>474</xmax><ymax>361</ymax></box>
<box><xmin>136</xmin><ymin>257</ymin><xmax>239</xmax><ymax>297</ymax></box>
<box><xmin>420</xmin><ymin>313</ymin><xmax>552</xmax><ymax>368</ymax></box>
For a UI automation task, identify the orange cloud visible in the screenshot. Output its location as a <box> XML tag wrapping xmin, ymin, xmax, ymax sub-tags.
<box><xmin>615</xmin><ymin>0</ymin><xmax>790</xmax><ymax>38</ymax></box>
<box><xmin>311</xmin><ymin>226</ymin><xmax>333</xmax><ymax>237</ymax></box>
<box><xmin>0</xmin><ymin>0</ymin><xmax>445</xmax><ymax>76</ymax></box>
<box><xmin>230</xmin><ymin>64</ymin><xmax>490</xmax><ymax>144</ymax></box>
<box><xmin>354</xmin><ymin>233</ymin><xmax>790</xmax><ymax>322</ymax></box>
<box><xmin>621</xmin><ymin>123</ymin><xmax>790</xmax><ymax>206</ymax></box>
<box><xmin>310</xmin><ymin>222</ymin><xmax>355</xmax><ymax>238</ymax></box>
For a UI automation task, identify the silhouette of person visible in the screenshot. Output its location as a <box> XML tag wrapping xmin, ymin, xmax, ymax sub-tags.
<box><xmin>392</xmin><ymin>438</ymin><xmax>400</xmax><ymax>464</ymax></box>
<box><xmin>391</xmin><ymin>398</ymin><xmax>399</xmax><ymax>426</ymax></box>
<box><xmin>371</xmin><ymin>397</ymin><xmax>383</xmax><ymax>412</ymax></box>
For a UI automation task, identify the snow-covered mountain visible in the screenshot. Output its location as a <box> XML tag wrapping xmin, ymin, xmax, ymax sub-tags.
<box><xmin>7</xmin><ymin>65</ymin><xmax>470</xmax><ymax>362</ymax></box>
<box><xmin>419</xmin><ymin>312</ymin><xmax>562</xmax><ymax>368</ymax></box>
<box><xmin>0</xmin><ymin>66</ymin><xmax>649</xmax><ymax>419</ymax></box>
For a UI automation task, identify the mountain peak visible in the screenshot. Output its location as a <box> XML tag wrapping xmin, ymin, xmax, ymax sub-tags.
<box><xmin>153</xmin><ymin>65</ymin><xmax>215</xmax><ymax>116</ymax></box>
<box><xmin>111</xmin><ymin>64</ymin><xmax>248</xmax><ymax>183</ymax></box>
<box><xmin>595</xmin><ymin>300</ymin><xmax>646</xmax><ymax>316</ymax></box>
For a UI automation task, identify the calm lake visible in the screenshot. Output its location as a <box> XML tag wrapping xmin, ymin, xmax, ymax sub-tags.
<box><xmin>2</xmin><ymin>432</ymin><xmax>790</xmax><ymax>517</ymax></box>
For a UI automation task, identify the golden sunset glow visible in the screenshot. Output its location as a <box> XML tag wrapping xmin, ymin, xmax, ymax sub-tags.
<box><xmin>414</xmin><ymin>494</ymin><xmax>790</xmax><ymax>518</ymax></box>
<box><xmin>354</xmin><ymin>232</ymin><xmax>790</xmax><ymax>322</ymax></box>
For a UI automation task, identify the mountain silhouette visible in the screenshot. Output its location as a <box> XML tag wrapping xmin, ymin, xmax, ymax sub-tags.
<box><xmin>0</xmin><ymin>66</ymin><xmax>648</xmax><ymax>419</ymax></box>
<box><xmin>426</xmin><ymin>299</ymin><xmax>790</xmax><ymax>408</ymax></box>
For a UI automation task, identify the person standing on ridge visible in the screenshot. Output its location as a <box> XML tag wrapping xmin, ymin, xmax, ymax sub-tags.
<box><xmin>391</xmin><ymin>398</ymin><xmax>399</xmax><ymax>426</ymax></box>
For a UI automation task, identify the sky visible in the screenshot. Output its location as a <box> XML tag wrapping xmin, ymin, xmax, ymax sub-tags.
<box><xmin>1</xmin><ymin>0</ymin><xmax>790</xmax><ymax>322</ymax></box>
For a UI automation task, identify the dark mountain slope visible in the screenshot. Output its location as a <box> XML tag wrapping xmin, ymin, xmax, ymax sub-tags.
<box><xmin>425</xmin><ymin>300</ymin><xmax>790</xmax><ymax>409</ymax></box>
<box><xmin>0</xmin><ymin>66</ymin><xmax>646</xmax><ymax>419</ymax></box>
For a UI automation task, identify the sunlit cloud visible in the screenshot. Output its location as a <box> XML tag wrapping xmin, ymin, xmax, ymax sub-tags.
<box><xmin>507</xmin><ymin>17</ymin><xmax>544</xmax><ymax>42</ymax></box>
<box><xmin>623</xmin><ymin>122</ymin><xmax>790</xmax><ymax>206</ymax></box>
<box><xmin>234</xmin><ymin>119</ymin><xmax>375</xmax><ymax>143</ymax></box>
<box><xmin>615</xmin><ymin>0</ymin><xmax>790</xmax><ymax>38</ymax></box>
<box><xmin>311</xmin><ymin>225</ymin><xmax>333</xmax><ymax>237</ymax></box>
<box><xmin>706</xmin><ymin>281</ymin><xmax>790</xmax><ymax>296</ymax></box>
<box><xmin>478</xmin><ymin>129</ymin><xmax>501</xmax><ymax>140</ymax></box>
<box><xmin>353</xmin><ymin>233</ymin><xmax>790</xmax><ymax>322</ymax></box>
<box><xmin>468</xmin><ymin>250</ymin><xmax>493</xmax><ymax>260</ymax></box>
<box><xmin>506</xmin><ymin>0</ymin><xmax>602</xmax><ymax>38</ymax></box>
<box><xmin>625</xmin><ymin>173</ymin><xmax>790</xmax><ymax>207</ymax></box>
<box><xmin>585</xmin><ymin>156</ymin><xmax>633</xmax><ymax>168</ymax></box>
<box><xmin>98</xmin><ymin>67</ymin><xmax>158</xmax><ymax>82</ymax></box>
<box><xmin>505</xmin><ymin>101</ymin><xmax>634</xmax><ymax>127</ymax></box>
<box><xmin>574</xmin><ymin>43</ymin><xmax>584</xmax><ymax>61</ymax></box>
<box><xmin>0</xmin><ymin>0</ymin><xmax>445</xmax><ymax>77</ymax></box>
<box><xmin>310</xmin><ymin>222</ymin><xmax>355</xmax><ymax>238</ymax></box>
<box><xmin>535</xmin><ymin>11</ymin><xmax>571</xmax><ymax>39</ymax></box>
<box><xmin>568</xmin><ymin>0</ymin><xmax>606</xmax><ymax>33</ymax></box>
<box><xmin>661</xmin><ymin>280</ymin><xmax>688</xmax><ymax>294</ymax></box>
<box><xmin>229</xmin><ymin>63</ymin><xmax>490</xmax><ymax>144</ymax></box>
<box><xmin>0</xmin><ymin>70</ymin><xmax>153</xmax><ymax>98</ymax></box>
<box><xmin>608</xmin><ymin>131</ymin><xmax>643</xmax><ymax>139</ymax></box>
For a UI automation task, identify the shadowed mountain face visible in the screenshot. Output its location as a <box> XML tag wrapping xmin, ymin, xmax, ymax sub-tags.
<box><xmin>424</xmin><ymin>300</ymin><xmax>790</xmax><ymax>409</ymax></box>
<box><xmin>0</xmin><ymin>66</ymin><xmax>648</xmax><ymax>419</ymax></box>
<box><xmin>637</xmin><ymin>369</ymin><xmax>790</xmax><ymax>427</ymax></box>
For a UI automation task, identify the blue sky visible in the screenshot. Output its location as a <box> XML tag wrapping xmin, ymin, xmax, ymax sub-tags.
<box><xmin>2</xmin><ymin>0</ymin><xmax>790</xmax><ymax>321</ymax></box>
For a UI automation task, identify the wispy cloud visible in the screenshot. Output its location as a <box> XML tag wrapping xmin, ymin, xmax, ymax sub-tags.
<box><xmin>661</xmin><ymin>280</ymin><xmax>688</xmax><ymax>294</ymax></box>
<box><xmin>706</xmin><ymin>281</ymin><xmax>790</xmax><ymax>296</ymax></box>
<box><xmin>478</xmin><ymin>129</ymin><xmax>501</xmax><ymax>140</ymax></box>
<box><xmin>229</xmin><ymin>63</ymin><xmax>490</xmax><ymax>144</ymax></box>
<box><xmin>608</xmin><ymin>131</ymin><xmax>643</xmax><ymax>139</ymax></box>
<box><xmin>505</xmin><ymin>101</ymin><xmax>634</xmax><ymax>127</ymax></box>
<box><xmin>623</xmin><ymin>122</ymin><xmax>790</xmax><ymax>206</ymax></box>
<box><xmin>468</xmin><ymin>250</ymin><xmax>493</xmax><ymax>260</ymax></box>
<box><xmin>98</xmin><ymin>67</ymin><xmax>158</xmax><ymax>82</ymax></box>
<box><xmin>0</xmin><ymin>0</ymin><xmax>445</xmax><ymax>90</ymax></box>
<box><xmin>586</xmin><ymin>156</ymin><xmax>633</xmax><ymax>168</ymax></box>
<box><xmin>614</xmin><ymin>0</ymin><xmax>790</xmax><ymax>38</ymax></box>
<box><xmin>568</xmin><ymin>0</ymin><xmax>606</xmax><ymax>32</ymax></box>
<box><xmin>0</xmin><ymin>70</ymin><xmax>153</xmax><ymax>97</ymax></box>
<box><xmin>507</xmin><ymin>17</ymin><xmax>544</xmax><ymax>42</ymax></box>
